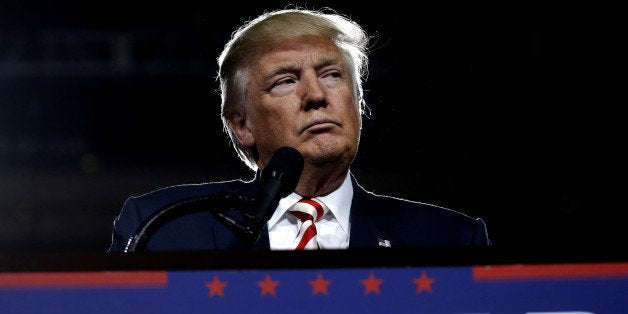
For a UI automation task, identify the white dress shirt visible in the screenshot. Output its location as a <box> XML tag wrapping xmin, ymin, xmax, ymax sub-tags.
<box><xmin>267</xmin><ymin>172</ymin><xmax>353</xmax><ymax>250</ymax></box>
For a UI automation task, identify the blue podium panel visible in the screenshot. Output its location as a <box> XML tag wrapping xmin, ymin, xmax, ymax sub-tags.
<box><xmin>2</xmin><ymin>262</ymin><xmax>627</xmax><ymax>313</ymax></box>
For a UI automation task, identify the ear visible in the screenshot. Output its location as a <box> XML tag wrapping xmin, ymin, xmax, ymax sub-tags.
<box><xmin>227</xmin><ymin>112</ymin><xmax>255</xmax><ymax>148</ymax></box>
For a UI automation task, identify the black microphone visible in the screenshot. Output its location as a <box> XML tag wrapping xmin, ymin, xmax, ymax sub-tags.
<box><xmin>250</xmin><ymin>146</ymin><xmax>304</xmax><ymax>229</ymax></box>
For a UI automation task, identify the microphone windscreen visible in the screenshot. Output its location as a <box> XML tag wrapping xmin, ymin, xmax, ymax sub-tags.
<box><xmin>261</xmin><ymin>146</ymin><xmax>304</xmax><ymax>197</ymax></box>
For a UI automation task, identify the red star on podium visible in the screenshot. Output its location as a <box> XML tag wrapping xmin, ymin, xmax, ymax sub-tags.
<box><xmin>360</xmin><ymin>272</ymin><xmax>384</xmax><ymax>295</ymax></box>
<box><xmin>413</xmin><ymin>271</ymin><xmax>436</xmax><ymax>294</ymax></box>
<box><xmin>309</xmin><ymin>274</ymin><xmax>332</xmax><ymax>296</ymax></box>
<box><xmin>205</xmin><ymin>275</ymin><xmax>228</xmax><ymax>298</ymax></box>
<box><xmin>257</xmin><ymin>274</ymin><xmax>280</xmax><ymax>297</ymax></box>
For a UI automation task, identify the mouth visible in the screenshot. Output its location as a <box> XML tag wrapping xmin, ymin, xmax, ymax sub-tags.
<box><xmin>301</xmin><ymin>118</ymin><xmax>339</xmax><ymax>133</ymax></box>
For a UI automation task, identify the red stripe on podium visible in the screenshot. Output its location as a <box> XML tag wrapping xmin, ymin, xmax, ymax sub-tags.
<box><xmin>0</xmin><ymin>271</ymin><xmax>168</xmax><ymax>289</ymax></box>
<box><xmin>473</xmin><ymin>262</ymin><xmax>628</xmax><ymax>281</ymax></box>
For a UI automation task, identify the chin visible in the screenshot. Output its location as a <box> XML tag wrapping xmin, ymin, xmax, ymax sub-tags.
<box><xmin>299</xmin><ymin>137</ymin><xmax>357</xmax><ymax>163</ymax></box>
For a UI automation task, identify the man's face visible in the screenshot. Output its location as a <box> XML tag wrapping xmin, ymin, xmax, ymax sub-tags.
<box><xmin>233</xmin><ymin>36</ymin><xmax>361</xmax><ymax>170</ymax></box>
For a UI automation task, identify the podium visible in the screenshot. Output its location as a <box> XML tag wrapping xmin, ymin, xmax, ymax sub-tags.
<box><xmin>1</xmin><ymin>248</ymin><xmax>627</xmax><ymax>313</ymax></box>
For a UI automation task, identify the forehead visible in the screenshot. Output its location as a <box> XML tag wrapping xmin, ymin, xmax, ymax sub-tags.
<box><xmin>252</xmin><ymin>36</ymin><xmax>343</xmax><ymax>70</ymax></box>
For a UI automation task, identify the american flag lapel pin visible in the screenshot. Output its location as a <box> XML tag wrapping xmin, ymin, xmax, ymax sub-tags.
<box><xmin>377</xmin><ymin>238</ymin><xmax>391</xmax><ymax>248</ymax></box>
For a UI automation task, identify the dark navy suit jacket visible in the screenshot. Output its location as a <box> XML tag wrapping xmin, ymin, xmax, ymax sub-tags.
<box><xmin>108</xmin><ymin>174</ymin><xmax>491</xmax><ymax>252</ymax></box>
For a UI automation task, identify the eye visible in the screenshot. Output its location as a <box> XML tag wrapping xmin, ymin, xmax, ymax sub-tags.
<box><xmin>320</xmin><ymin>69</ymin><xmax>344</xmax><ymax>88</ymax></box>
<box><xmin>273</xmin><ymin>77</ymin><xmax>296</xmax><ymax>87</ymax></box>
<box><xmin>323</xmin><ymin>70</ymin><xmax>342</xmax><ymax>79</ymax></box>
<box><xmin>268</xmin><ymin>76</ymin><xmax>298</xmax><ymax>95</ymax></box>
<box><xmin>325</xmin><ymin>71</ymin><xmax>342</xmax><ymax>78</ymax></box>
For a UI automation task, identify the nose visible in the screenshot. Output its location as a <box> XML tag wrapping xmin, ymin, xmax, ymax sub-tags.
<box><xmin>300</xmin><ymin>71</ymin><xmax>327</xmax><ymax>111</ymax></box>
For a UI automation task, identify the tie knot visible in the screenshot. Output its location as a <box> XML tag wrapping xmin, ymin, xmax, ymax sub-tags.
<box><xmin>289</xmin><ymin>198</ymin><xmax>328</xmax><ymax>223</ymax></box>
<box><xmin>289</xmin><ymin>198</ymin><xmax>329</xmax><ymax>250</ymax></box>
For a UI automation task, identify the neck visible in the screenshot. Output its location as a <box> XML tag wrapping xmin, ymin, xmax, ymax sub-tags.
<box><xmin>293</xmin><ymin>163</ymin><xmax>349</xmax><ymax>198</ymax></box>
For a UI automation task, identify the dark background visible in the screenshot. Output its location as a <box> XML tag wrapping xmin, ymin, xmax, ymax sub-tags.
<box><xmin>0</xmin><ymin>1</ymin><xmax>623</xmax><ymax>253</ymax></box>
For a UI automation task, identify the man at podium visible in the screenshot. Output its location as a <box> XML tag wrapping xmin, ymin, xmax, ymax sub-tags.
<box><xmin>108</xmin><ymin>7</ymin><xmax>491</xmax><ymax>252</ymax></box>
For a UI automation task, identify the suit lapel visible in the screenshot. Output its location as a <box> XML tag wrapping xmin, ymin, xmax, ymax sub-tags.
<box><xmin>348</xmin><ymin>175</ymin><xmax>397</xmax><ymax>248</ymax></box>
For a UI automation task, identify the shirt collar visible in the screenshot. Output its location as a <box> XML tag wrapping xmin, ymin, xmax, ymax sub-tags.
<box><xmin>267</xmin><ymin>172</ymin><xmax>353</xmax><ymax>233</ymax></box>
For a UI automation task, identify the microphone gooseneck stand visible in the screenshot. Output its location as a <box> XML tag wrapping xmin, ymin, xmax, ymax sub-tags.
<box><xmin>123</xmin><ymin>191</ymin><xmax>259</xmax><ymax>253</ymax></box>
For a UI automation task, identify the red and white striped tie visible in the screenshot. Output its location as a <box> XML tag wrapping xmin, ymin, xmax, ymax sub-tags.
<box><xmin>289</xmin><ymin>198</ymin><xmax>329</xmax><ymax>250</ymax></box>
